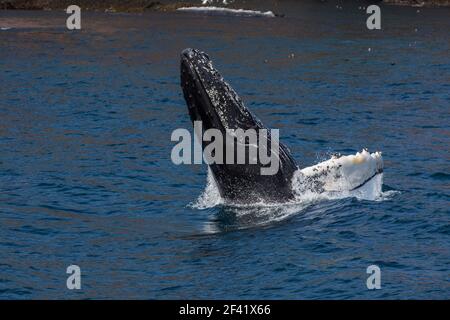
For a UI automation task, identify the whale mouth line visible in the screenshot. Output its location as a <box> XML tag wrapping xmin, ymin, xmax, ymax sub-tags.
<box><xmin>350</xmin><ymin>170</ymin><xmax>384</xmax><ymax>191</ymax></box>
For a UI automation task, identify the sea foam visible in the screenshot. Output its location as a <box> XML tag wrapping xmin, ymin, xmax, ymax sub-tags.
<box><xmin>177</xmin><ymin>7</ymin><xmax>275</xmax><ymax>18</ymax></box>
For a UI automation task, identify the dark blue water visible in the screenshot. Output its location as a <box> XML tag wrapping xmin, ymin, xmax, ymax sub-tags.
<box><xmin>0</xmin><ymin>4</ymin><xmax>449</xmax><ymax>299</ymax></box>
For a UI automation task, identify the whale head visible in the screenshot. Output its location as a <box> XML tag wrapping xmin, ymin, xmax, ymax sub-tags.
<box><xmin>180</xmin><ymin>48</ymin><xmax>298</xmax><ymax>203</ymax></box>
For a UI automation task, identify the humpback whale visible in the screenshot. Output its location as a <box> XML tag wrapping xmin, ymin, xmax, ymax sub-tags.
<box><xmin>180</xmin><ymin>48</ymin><xmax>383</xmax><ymax>203</ymax></box>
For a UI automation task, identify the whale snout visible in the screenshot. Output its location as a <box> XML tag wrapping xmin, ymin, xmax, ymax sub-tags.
<box><xmin>181</xmin><ymin>48</ymin><xmax>207</xmax><ymax>58</ymax></box>
<box><xmin>181</xmin><ymin>48</ymin><xmax>210</xmax><ymax>65</ymax></box>
<box><xmin>181</xmin><ymin>48</ymin><xmax>195</xmax><ymax>59</ymax></box>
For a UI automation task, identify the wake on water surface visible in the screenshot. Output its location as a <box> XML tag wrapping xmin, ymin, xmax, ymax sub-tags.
<box><xmin>190</xmin><ymin>150</ymin><xmax>399</xmax><ymax>233</ymax></box>
<box><xmin>176</xmin><ymin>7</ymin><xmax>276</xmax><ymax>18</ymax></box>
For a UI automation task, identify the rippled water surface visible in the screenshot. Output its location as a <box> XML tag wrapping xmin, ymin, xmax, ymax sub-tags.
<box><xmin>0</xmin><ymin>4</ymin><xmax>449</xmax><ymax>299</ymax></box>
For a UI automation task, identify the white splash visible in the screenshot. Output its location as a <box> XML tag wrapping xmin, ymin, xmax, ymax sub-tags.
<box><xmin>194</xmin><ymin>150</ymin><xmax>385</xmax><ymax>209</ymax></box>
<box><xmin>202</xmin><ymin>0</ymin><xmax>232</xmax><ymax>4</ymax></box>
<box><xmin>177</xmin><ymin>7</ymin><xmax>275</xmax><ymax>18</ymax></box>
<box><xmin>191</xmin><ymin>167</ymin><xmax>223</xmax><ymax>209</ymax></box>
<box><xmin>191</xmin><ymin>149</ymin><xmax>395</xmax><ymax>231</ymax></box>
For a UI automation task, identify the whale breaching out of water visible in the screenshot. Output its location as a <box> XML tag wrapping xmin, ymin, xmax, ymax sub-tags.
<box><xmin>180</xmin><ymin>48</ymin><xmax>383</xmax><ymax>203</ymax></box>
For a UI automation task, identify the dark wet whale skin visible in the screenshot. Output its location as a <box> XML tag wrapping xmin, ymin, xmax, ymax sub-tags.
<box><xmin>180</xmin><ymin>48</ymin><xmax>298</xmax><ymax>203</ymax></box>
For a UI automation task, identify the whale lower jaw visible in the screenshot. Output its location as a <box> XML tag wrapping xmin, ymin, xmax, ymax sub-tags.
<box><xmin>298</xmin><ymin>150</ymin><xmax>383</xmax><ymax>193</ymax></box>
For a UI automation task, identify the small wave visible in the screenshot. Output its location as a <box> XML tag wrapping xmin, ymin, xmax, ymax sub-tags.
<box><xmin>430</xmin><ymin>172</ymin><xmax>450</xmax><ymax>181</ymax></box>
<box><xmin>177</xmin><ymin>7</ymin><xmax>275</xmax><ymax>18</ymax></box>
<box><xmin>1</xmin><ymin>27</ymin><xmax>12</xmax><ymax>31</ymax></box>
<box><xmin>374</xmin><ymin>190</ymin><xmax>401</xmax><ymax>202</ymax></box>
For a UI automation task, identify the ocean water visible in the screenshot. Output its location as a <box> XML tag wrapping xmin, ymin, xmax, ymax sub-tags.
<box><xmin>0</xmin><ymin>3</ymin><xmax>449</xmax><ymax>299</ymax></box>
